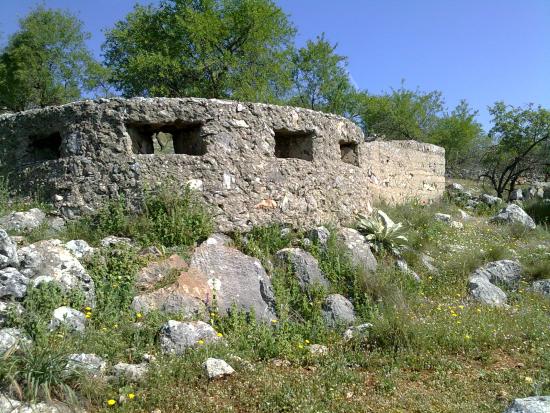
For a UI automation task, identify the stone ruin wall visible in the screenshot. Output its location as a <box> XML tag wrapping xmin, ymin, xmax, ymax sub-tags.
<box><xmin>0</xmin><ymin>98</ymin><xmax>445</xmax><ymax>232</ymax></box>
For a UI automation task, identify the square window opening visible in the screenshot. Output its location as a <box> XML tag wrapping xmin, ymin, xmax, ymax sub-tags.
<box><xmin>340</xmin><ymin>142</ymin><xmax>359</xmax><ymax>166</ymax></box>
<box><xmin>27</xmin><ymin>132</ymin><xmax>62</xmax><ymax>162</ymax></box>
<box><xmin>127</xmin><ymin>122</ymin><xmax>205</xmax><ymax>155</ymax></box>
<box><xmin>274</xmin><ymin>129</ymin><xmax>314</xmax><ymax>161</ymax></box>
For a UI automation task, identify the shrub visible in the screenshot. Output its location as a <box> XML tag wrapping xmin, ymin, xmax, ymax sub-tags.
<box><xmin>524</xmin><ymin>199</ymin><xmax>550</xmax><ymax>225</ymax></box>
<box><xmin>357</xmin><ymin>210</ymin><xmax>408</xmax><ymax>255</ymax></box>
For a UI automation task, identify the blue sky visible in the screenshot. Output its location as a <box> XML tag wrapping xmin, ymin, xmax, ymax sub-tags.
<box><xmin>0</xmin><ymin>0</ymin><xmax>548</xmax><ymax>130</ymax></box>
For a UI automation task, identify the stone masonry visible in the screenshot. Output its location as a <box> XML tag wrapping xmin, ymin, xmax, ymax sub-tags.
<box><xmin>0</xmin><ymin>98</ymin><xmax>445</xmax><ymax>232</ymax></box>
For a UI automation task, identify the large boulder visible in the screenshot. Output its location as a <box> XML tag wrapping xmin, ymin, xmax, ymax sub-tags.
<box><xmin>0</xmin><ymin>229</ymin><xmax>18</xmax><ymax>269</ymax></box>
<box><xmin>321</xmin><ymin>294</ymin><xmax>356</xmax><ymax>327</ymax></box>
<box><xmin>18</xmin><ymin>240</ymin><xmax>95</xmax><ymax>306</ymax></box>
<box><xmin>336</xmin><ymin>228</ymin><xmax>377</xmax><ymax>273</ymax></box>
<box><xmin>159</xmin><ymin>320</ymin><xmax>220</xmax><ymax>355</ymax></box>
<box><xmin>275</xmin><ymin>248</ymin><xmax>329</xmax><ymax>290</ymax></box>
<box><xmin>490</xmin><ymin>204</ymin><xmax>536</xmax><ymax>230</ymax></box>
<box><xmin>131</xmin><ymin>268</ymin><xmax>207</xmax><ymax>317</ymax></box>
<box><xmin>134</xmin><ymin>254</ymin><xmax>188</xmax><ymax>291</ymax></box>
<box><xmin>471</xmin><ymin>260</ymin><xmax>522</xmax><ymax>288</ymax></box>
<box><xmin>0</xmin><ymin>267</ymin><xmax>29</xmax><ymax>299</ymax></box>
<box><xmin>190</xmin><ymin>243</ymin><xmax>276</xmax><ymax>321</ymax></box>
<box><xmin>504</xmin><ymin>396</ymin><xmax>550</xmax><ymax>413</ymax></box>
<box><xmin>0</xmin><ymin>208</ymin><xmax>46</xmax><ymax>232</ymax></box>
<box><xmin>468</xmin><ymin>277</ymin><xmax>507</xmax><ymax>307</ymax></box>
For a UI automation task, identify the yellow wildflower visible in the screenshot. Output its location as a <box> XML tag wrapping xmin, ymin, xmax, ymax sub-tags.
<box><xmin>298</xmin><ymin>344</ymin><xmax>304</xmax><ymax>349</ymax></box>
<box><xmin>107</xmin><ymin>399</ymin><xmax>116</xmax><ymax>407</ymax></box>
<box><xmin>525</xmin><ymin>376</ymin><xmax>533</xmax><ymax>384</ymax></box>
<box><xmin>304</xmin><ymin>339</ymin><xmax>310</xmax><ymax>344</ymax></box>
<box><xmin>128</xmin><ymin>393</ymin><xmax>135</xmax><ymax>400</ymax></box>
<box><xmin>197</xmin><ymin>339</ymin><xmax>204</xmax><ymax>345</ymax></box>
<box><xmin>217</xmin><ymin>332</ymin><xmax>223</xmax><ymax>337</ymax></box>
<box><xmin>136</xmin><ymin>313</ymin><xmax>143</xmax><ymax>319</ymax></box>
<box><xmin>85</xmin><ymin>312</ymin><xmax>92</xmax><ymax>319</ymax></box>
<box><xmin>85</xmin><ymin>306</ymin><xmax>92</xmax><ymax>312</ymax></box>
<box><xmin>464</xmin><ymin>334</ymin><xmax>471</xmax><ymax>340</ymax></box>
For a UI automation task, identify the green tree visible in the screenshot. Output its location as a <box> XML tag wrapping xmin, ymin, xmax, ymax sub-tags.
<box><xmin>481</xmin><ymin>102</ymin><xmax>550</xmax><ymax>199</ymax></box>
<box><xmin>0</xmin><ymin>7</ymin><xmax>103</xmax><ymax>111</ymax></box>
<box><xmin>428</xmin><ymin>100</ymin><xmax>484</xmax><ymax>170</ymax></box>
<box><xmin>357</xmin><ymin>84</ymin><xmax>444</xmax><ymax>141</ymax></box>
<box><xmin>103</xmin><ymin>0</ymin><xmax>295</xmax><ymax>102</ymax></box>
<box><xmin>288</xmin><ymin>34</ymin><xmax>355</xmax><ymax>115</ymax></box>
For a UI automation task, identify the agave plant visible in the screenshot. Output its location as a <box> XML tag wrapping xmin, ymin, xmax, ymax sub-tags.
<box><xmin>357</xmin><ymin>209</ymin><xmax>408</xmax><ymax>255</ymax></box>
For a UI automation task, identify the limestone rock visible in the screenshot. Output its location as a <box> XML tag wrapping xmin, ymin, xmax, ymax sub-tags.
<box><xmin>159</xmin><ymin>320</ymin><xmax>220</xmax><ymax>354</ymax></box>
<box><xmin>49</xmin><ymin>307</ymin><xmax>86</xmax><ymax>333</ymax></box>
<box><xmin>64</xmin><ymin>240</ymin><xmax>94</xmax><ymax>259</ymax></box>
<box><xmin>135</xmin><ymin>254</ymin><xmax>188</xmax><ymax>291</ymax></box>
<box><xmin>203</xmin><ymin>358</ymin><xmax>235</xmax><ymax>379</ymax></box>
<box><xmin>322</xmin><ymin>294</ymin><xmax>356</xmax><ymax>327</ymax></box>
<box><xmin>471</xmin><ymin>260</ymin><xmax>522</xmax><ymax>288</ymax></box>
<box><xmin>336</xmin><ymin>228</ymin><xmax>377</xmax><ymax>272</ymax></box>
<box><xmin>0</xmin><ymin>302</ymin><xmax>24</xmax><ymax>327</ymax></box>
<box><xmin>131</xmin><ymin>269</ymin><xmax>206</xmax><ymax>316</ymax></box>
<box><xmin>509</xmin><ymin>189</ymin><xmax>524</xmax><ymax>201</ymax></box>
<box><xmin>0</xmin><ymin>328</ymin><xmax>28</xmax><ymax>355</ymax></box>
<box><xmin>66</xmin><ymin>353</ymin><xmax>107</xmax><ymax>376</ymax></box>
<box><xmin>308</xmin><ymin>344</ymin><xmax>329</xmax><ymax>356</ymax></box>
<box><xmin>532</xmin><ymin>279</ymin><xmax>550</xmax><ymax>297</ymax></box>
<box><xmin>468</xmin><ymin>277</ymin><xmax>507</xmax><ymax>306</ymax></box>
<box><xmin>202</xmin><ymin>233</ymin><xmax>233</xmax><ymax>247</ymax></box>
<box><xmin>100</xmin><ymin>236</ymin><xmax>134</xmax><ymax>248</ymax></box>
<box><xmin>190</xmin><ymin>243</ymin><xmax>276</xmax><ymax>321</ymax></box>
<box><xmin>343</xmin><ymin>323</ymin><xmax>373</xmax><ymax>341</ymax></box>
<box><xmin>0</xmin><ymin>393</ymin><xmax>21</xmax><ymax>411</ymax></box>
<box><xmin>275</xmin><ymin>248</ymin><xmax>329</xmax><ymax>290</ymax></box>
<box><xmin>434</xmin><ymin>213</ymin><xmax>452</xmax><ymax>223</ymax></box>
<box><xmin>112</xmin><ymin>362</ymin><xmax>149</xmax><ymax>382</ymax></box>
<box><xmin>18</xmin><ymin>240</ymin><xmax>95</xmax><ymax>306</ymax></box>
<box><xmin>0</xmin><ymin>229</ymin><xmax>18</xmax><ymax>270</ymax></box>
<box><xmin>490</xmin><ymin>204</ymin><xmax>536</xmax><ymax>230</ymax></box>
<box><xmin>504</xmin><ymin>396</ymin><xmax>550</xmax><ymax>413</ymax></box>
<box><xmin>458</xmin><ymin>209</ymin><xmax>472</xmax><ymax>221</ymax></box>
<box><xmin>481</xmin><ymin>194</ymin><xmax>502</xmax><ymax>206</ymax></box>
<box><xmin>0</xmin><ymin>208</ymin><xmax>46</xmax><ymax>232</ymax></box>
<box><xmin>420</xmin><ymin>253</ymin><xmax>439</xmax><ymax>275</ymax></box>
<box><xmin>0</xmin><ymin>268</ymin><xmax>28</xmax><ymax>299</ymax></box>
<box><xmin>396</xmin><ymin>259</ymin><xmax>421</xmax><ymax>282</ymax></box>
<box><xmin>306</xmin><ymin>226</ymin><xmax>331</xmax><ymax>248</ymax></box>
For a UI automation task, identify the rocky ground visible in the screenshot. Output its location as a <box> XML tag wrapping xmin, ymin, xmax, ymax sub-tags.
<box><xmin>0</xmin><ymin>181</ymin><xmax>549</xmax><ymax>413</ymax></box>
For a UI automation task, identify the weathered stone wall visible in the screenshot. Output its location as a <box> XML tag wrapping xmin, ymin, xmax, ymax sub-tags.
<box><xmin>0</xmin><ymin>98</ymin><xmax>445</xmax><ymax>232</ymax></box>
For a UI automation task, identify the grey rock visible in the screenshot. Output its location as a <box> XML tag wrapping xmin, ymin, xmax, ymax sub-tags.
<box><xmin>481</xmin><ymin>194</ymin><xmax>502</xmax><ymax>206</ymax></box>
<box><xmin>468</xmin><ymin>277</ymin><xmax>507</xmax><ymax>306</ymax></box>
<box><xmin>0</xmin><ymin>394</ymin><xmax>79</xmax><ymax>413</ymax></box>
<box><xmin>202</xmin><ymin>233</ymin><xmax>233</xmax><ymax>247</ymax></box>
<box><xmin>0</xmin><ymin>208</ymin><xmax>46</xmax><ymax>232</ymax></box>
<box><xmin>490</xmin><ymin>204</ymin><xmax>536</xmax><ymax>229</ymax></box>
<box><xmin>458</xmin><ymin>209</ymin><xmax>472</xmax><ymax>221</ymax></box>
<box><xmin>18</xmin><ymin>240</ymin><xmax>95</xmax><ymax>306</ymax></box>
<box><xmin>0</xmin><ymin>394</ymin><xmax>21</xmax><ymax>411</ymax></box>
<box><xmin>419</xmin><ymin>253</ymin><xmax>439</xmax><ymax>275</ymax></box>
<box><xmin>307</xmin><ymin>226</ymin><xmax>331</xmax><ymax>248</ymax></box>
<box><xmin>64</xmin><ymin>240</ymin><xmax>94</xmax><ymax>259</ymax></box>
<box><xmin>0</xmin><ymin>229</ymin><xmax>18</xmax><ymax>270</ymax></box>
<box><xmin>308</xmin><ymin>344</ymin><xmax>329</xmax><ymax>356</ymax></box>
<box><xmin>447</xmin><ymin>183</ymin><xmax>465</xmax><ymax>192</ymax></box>
<box><xmin>322</xmin><ymin>294</ymin><xmax>356</xmax><ymax>326</ymax></box>
<box><xmin>159</xmin><ymin>320</ymin><xmax>220</xmax><ymax>354</ymax></box>
<box><xmin>203</xmin><ymin>358</ymin><xmax>235</xmax><ymax>379</ymax></box>
<box><xmin>434</xmin><ymin>213</ymin><xmax>452</xmax><ymax>223</ymax></box>
<box><xmin>190</xmin><ymin>244</ymin><xmax>277</xmax><ymax>321</ymax></box>
<box><xmin>112</xmin><ymin>362</ymin><xmax>149</xmax><ymax>382</ymax></box>
<box><xmin>336</xmin><ymin>228</ymin><xmax>377</xmax><ymax>272</ymax></box>
<box><xmin>100</xmin><ymin>236</ymin><xmax>134</xmax><ymax>248</ymax></box>
<box><xmin>533</xmin><ymin>279</ymin><xmax>550</xmax><ymax>297</ymax></box>
<box><xmin>509</xmin><ymin>189</ymin><xmax>524</xmax><ymax>201</ymax></box>
<box><xmin>396</xmin><ymin>259</ymin><xmax>421</xmax><ymax>282</ymax></box>
<box><xmin>47</xmin><ymin>216</ymin><xmax>66</xmax><ymax>231</ymax></box>
<box><xmin>471</xmin><ymin>260</ymin><xmax>522</xmax><ymax>288</ymax></box>
<box><xmin>275</xmin><ymin>248</ymin><xmax>329</xmax><ymax>291</ymax></box>
<box><xmin>504</xmin><ymin>396</ymin><xmax>550</xmax><ymax>413</ymax></box>
<box><xmin>0</xmin><ymin>328</ymin><xmax>28</xmax><ymax>355</ymax></box>
<box><xmin>49</xmin><ymin>306</ymin><xmax>86</xmax><ymax>333</ymax></box>
<box><xmin>0</xmin><ymin>268</ymin><xmax>28</xmax><ymax>299</ymax></box>
<box><xmin>466</xmin><ymin>199</ymin><xmax>480</xmax><ymax>208</ymax></box>
<box><xmin>343</xmin><ymin>323</ymin><xmax>373</xmax><ymax>341</ymax></box>
<box><xmin>66</xmin><ymin>353</ymin><xmax>107</xmax><ymax>375</ymax></box>
<box><xmin>0</xmin><ymin>302</ymin><xmax>24</xmax><ymax>327</ymax></box>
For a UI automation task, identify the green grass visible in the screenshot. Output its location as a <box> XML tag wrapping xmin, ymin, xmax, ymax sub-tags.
<box><xmin>1</xmin><ymin>192</ymin><xmax>549</xmax><ymax>412</ymax></box>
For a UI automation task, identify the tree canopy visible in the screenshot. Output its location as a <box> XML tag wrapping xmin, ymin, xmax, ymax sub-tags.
<box><xmin>0</xmin><ymin>7</ymin><xmax>102</xmax><ymax>111</ymax></box>
<box><xmin>103</xmin><ymin>0</ymin><xmax>296</xmax><ymax>102</ymax></box>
